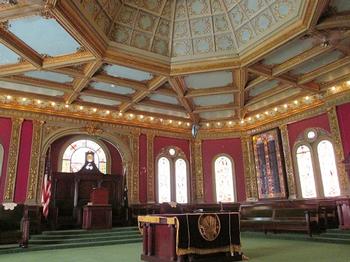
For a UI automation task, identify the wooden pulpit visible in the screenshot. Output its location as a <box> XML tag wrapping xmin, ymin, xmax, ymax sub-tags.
<box><xmin>82</xmin><ymin>187</ymin><xmax>112</xmax><ymax>230</ymax></box>
<box><xmin>337</xmin><ymin>153</ymin><xmax>350</xmax><ymax>229</ymax></box>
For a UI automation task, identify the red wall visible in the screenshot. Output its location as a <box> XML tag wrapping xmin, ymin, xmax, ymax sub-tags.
<box><xmin>287</xmin><ymin>113</ymin><xmax>330</xmax><ymax>147</ymax></box>
<box><xmin>139</xmin><ymin>134</ymin><xmax>147</xmax><ymax>203</ymax></box>
<box><xmin>103</xmin><ymin>140</ymin><xmax>123</xmax><ymax>175</ymax></box>
<box><xmin>337</xmin><ymin>103</ymin><xmax>350</xmax><ymax>157</ymax></box>
<box><xmin>14</xmin><ymin>120</ymin><xmax>33</xmax><ymax>203</ymax></box>
<box><xmin>0</xmin><ymin>117</ymin><xmax>12</xmax><ymax>203</ymax></box>
<box><xmin>202</xmin><ymin>138</ymin><xmax>246</xmax><ymax>203</ymax></box>
<box><xmin>154</xmin><ymin>136</ymin><xmax>190</xmax><ymax>160</ymax></box>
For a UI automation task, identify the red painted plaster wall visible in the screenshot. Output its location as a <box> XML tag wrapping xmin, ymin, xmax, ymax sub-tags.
<box><xmin>14</xmin><ymin>120</ymin><xmax>33</xmax><ymax>203</ymax></box>
<box><xmin>337</xmin><ymin>103</ymin><xmax>350</xmax><ymax>156</ymax></box>
<box><xmin>0</xmin><ymin>117</ymin><xmax>12</xmax><ymax>203</ymax></box>
<box><xmin>139</xmin><ymin>134</ymin><xmax>147</xmax><ymax>203</ymax></box>
<box><xmin>287</xmin><ymin>113</ymin><xmax>330</xmax><ymax>148</ymax></box>
<box><xmin>202</xmin><ymin>138</ymin><xmax>246</xmax><ymax>203</ymax></box>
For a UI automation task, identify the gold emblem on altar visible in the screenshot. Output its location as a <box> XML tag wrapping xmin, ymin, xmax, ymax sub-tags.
<box><xmin>198</xmin><ymin>214</ymin><xmax>221</xmax><ymax>241</ymax></box>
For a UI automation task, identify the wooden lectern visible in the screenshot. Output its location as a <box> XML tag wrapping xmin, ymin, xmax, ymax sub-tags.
<box><xmin>82</xmin><ymin>187</ymin><xmax>112</xmax><ymax>230</ymax></box>
<box><xmin>337</xmin><ymin>153</ymin><xmax>350</xmax><ymax>229</ymax></box>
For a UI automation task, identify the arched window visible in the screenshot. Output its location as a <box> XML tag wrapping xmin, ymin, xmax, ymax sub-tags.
<box><xmin>214</xmin><ymin>155</ymin><xmax>236</xmax><ymax>203</ymax></box>
<box><xmin>294</xmin><ymin>129</ymin><xmax>341</xmax><ymax>198</ymax></box>
<box><xmin>0</xmin><ymin>144</ymin><xmax>4</xmax><ymax>179</ymax></box>
<box><xmin>156</xmin><ymin>147</ymin><xmax>189</xmax><ymax>203</ymax></box>
<box><xmin>61</xmin><ymin>139</ymin><xmax>107</xmax><ymax>173</ymax></box>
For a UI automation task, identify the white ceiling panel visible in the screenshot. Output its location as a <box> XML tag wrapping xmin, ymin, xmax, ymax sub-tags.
<box><xmin>330</xmin><ymin>0</ymin><xmax>350</xmax><ymax>12</ymax></box>
<box><xmin>199</xmin><ymin>110</ymin><xmax>235</xmax><ymax>120</ymax></box>
<box><xmin>193</xmin><ymin>94</ymin><xmax>234</xmax><ymax>106</ymax></box>
<box><xmin>24</xmin><ymin>71</ymin><xmax>73</xmax><ymax>83</ymax></box>
<box><xmin>249</xmin><ymin>80</ymin><xmax>279</xmax><ymax>97</ymax></box>
<box><xmin>9</xmin><ymin>16</ymin><xmax>81</xmax><ymax>56</ymax></box>
<box><xmin>0</xmin><ymin>80</ymin><xmax>64</xmax><ymax>96</ymax></box>
<box><xmin>149</xmin><ymin>94</ymin><xmax>179</xmax><ymax>105</ymax></box>
<box><xmin>184</xmin><ymin>71</ymin><xmax>232</xmax><ymax>89</ymax></box>
<box><xmin>103</xmin><ymin>64</ymin><xmax>153</xmax><ymax>82</ymax></box>
<box><xmin>79</xmin><ymin>95</ymin><xmax>121</xmax><ymax>106</ymax></box>
<box><xmin>90</xmin><ymin>81</ymin><xmax>135</xmax><ymax>95</ymax></box>
<box><xmin>134</xmin><ymin>104</ymin><xmax>188</xmax><ymax>118</ymax></box>
<box><xmin>0</xmin><ymin>44</ymin><xmax>20</xmax><ymax>65</ymax></box>
<box><xmin>316</xmin><ymin>67</ymin><xmax>350</xmax><ymax>84</ymax></box>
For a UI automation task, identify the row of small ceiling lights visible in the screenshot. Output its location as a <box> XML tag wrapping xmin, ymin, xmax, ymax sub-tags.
<box><xmin>2</xmin><ymin>81</ymin><xmax>350</xmax><ymax>129</ymax></box>
<box><xmin>203</xmin><ymin>80</ymin><xmax>350</xmax><ymax>129</ymax></box>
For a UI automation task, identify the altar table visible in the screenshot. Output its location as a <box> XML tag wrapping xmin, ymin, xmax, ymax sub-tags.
<box><xmin>138</xmin><ymin>212</ymin><xmax>242</xmax><ymax>262</ymax></box>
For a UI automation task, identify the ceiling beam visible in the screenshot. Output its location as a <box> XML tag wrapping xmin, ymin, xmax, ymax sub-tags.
<box><xmin>316</xmin><ymin>14</ymin><xmax>350</xmax><ymax>30</ymax></box>
<box><xmin>309</xmin><ymin>0</ymin><xmax>330</xmax><ymax>27</ymax></box>
<box><xmin>50</xmin><ymin>67</ymin><xmax>85</xmax><ymax>78</ymax></box>
<box><xmin>168</xmin><ymin>76</ymin><xmax>198</xmax><ymax>123</ymax></box>
<box><xmin>0</xmin><ymin>0</ymin><xmax>43</xmax><ymax>21</ymax></box>
<box><xmin>0</xmin><ymin>26</ymin><xmax>42</xmax><ymax>68</ymax></box>
<box><xmin>233</xmin><ymin>68</ymin><xmax>248</xmax><ymax>119</ymax></box>
<box><xmin>0</xmin><ymin>87</ymin><xmax>64</xmax><ymax>103</ymax></box>
<box><xmin>92</xmin><ymin>74</ymin><xmax>148</xmax><ymax>92</ymax></box>
<box><xmin>0</xmin><ymin>75</ymin><xmax>73</xmax><ymax>93</ymax></box>
<box><xmin>245</xmin><ymin>84</ymin><xmax>292</xmax><ymax>106</ymax></box>
<box><xmin>138</xmin><ymin>99</ymin><xmax>187</xmax><ymax>113</ymax></box>
<box><xmin>193</xmin><ymin>103</ymin><xmax>238</xmax><ymax>114</ymax></box>
<box><xmin>249</xmin><ymin>64</ymin><xmax>320</xmax><ymax>92</ymax></box>
<box><xmin>81</xmin><ymin>88</ymin><xmax>131</xmax><ymax>103</ymax></box>
<box><xmin>245</xmin><ymin>76</ymin><xmax>268</xmax><ymax>92</ymax></box>
<box><xmin>65</xmin><ymin>61</ymin><xmax>102</xmax><ymax>104</ymax></box>
<box><xmin>119</xmin><ymin>75</ymin><xmax>167</xmax><ymax>112</ymax></box>
<box><xmin>185</xmin><ymin>85</ymin><xmax>238</xmax><ymax>98</ymax></box>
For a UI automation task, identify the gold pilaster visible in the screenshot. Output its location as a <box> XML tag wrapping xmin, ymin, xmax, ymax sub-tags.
<box><xmin>280</xmin><ymin>124</ymin><xmax>297</xmax><ymax>199</ymax></box>
<box><xmin>25</xmin><ymin>120</ymin><xmax>44</xmax><ymax>205</ymax></box>
<box><xmin>3</xmin><ymin>118</ymin><xmax>23</xmax><ymax>202</ymax></box>
<box><xmin>130</xmin><ymin>132</ymin><xmax>140</xmax><ymax>204</ymax></box>
<box><xmin>146</xmin><ymin>131</ymin><xmax>155</xmax><ymax>203</ymax></box>
<box><xmin>241</xmin><ymin>135</ymin><xmax>258</xmax><ymax>200</ymax></box>
<box><xmin>193</xmin><ymin>138</ymin><xmax>204</xmax><ymax>202</ymax></box>
<box><xmin>327</xmin><ymin>107</ymin><xmax>350</xmax><ymax>195</ymax></box>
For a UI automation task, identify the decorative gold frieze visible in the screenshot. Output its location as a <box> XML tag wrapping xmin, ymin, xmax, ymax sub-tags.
<box><xmin>241</xmin><ymin>135</ymin><xmax>258</xmax><ymax>200</ymax></box>
<box><xmin>193</xmin><ymin>138</ymin><xmax>204</xmax><ymax>202</ymax></box>
<box><xmin>3</xmin><ymin>117</ymin><xmax>23</xmax><ymax>202</ymax></box>
<box><xmin>280</xmin><ymin>124</ymin><xmax>296</xmax><ymax>199</ymax></box>
<box><xmin>25</xmin><ymin>120</ymin><xmax>44</xmax><ymax>204</ymax></box>
<box><xmin>327</xmin><ymin>107</ymin><xmax>350</xmax><ymax>195</ymax></box>
<box><xmin>146</xmin><ymin>131</ymin><xmax>155</xmax><ymax>203</ymax></box>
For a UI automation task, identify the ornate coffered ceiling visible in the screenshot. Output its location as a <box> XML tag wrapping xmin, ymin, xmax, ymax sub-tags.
<box><xmin>0</xmin><ymin>0</ymin><xmax>349</xmax><ymax>132</ymax></box>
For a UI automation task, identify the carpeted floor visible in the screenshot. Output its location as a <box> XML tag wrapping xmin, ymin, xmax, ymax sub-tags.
<box><xmin>0</xmin><ymin>236</ymin><xmax>349</xmax><ymax>262</ymax></box>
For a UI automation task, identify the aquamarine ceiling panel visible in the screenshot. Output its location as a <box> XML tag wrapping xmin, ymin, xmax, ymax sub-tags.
<box><xmin>0</xmin><ymin>80</ymin><xmax>64</xmax><ymax>96</ymax></box>
<box><xmin>23</xmin><ymin>71</ymin><xmax>74</xmax><ymax>83</ymax></box>
<box><xmin>134</xmin><ymin>104</ymin><xmax>188</xmax><ymax>118</ymax></box>
<box><xmin>249</xmin><ymin>80</ymin><xmax>279</xmax><ymax>97</ymax></box>
<box><xmin>262</xmin><ymin>37</ymin><xmax>314</xmax><ymax>66</ymax></box>
<box><xmin>90</xmin><ymin>82</ymin><xmax>135</xmax><ymax>95</ymax></box>
<box><xmin>103</xmin><ymin>64</ymin><xmax>153</xmax><ymax>82</ymax></box>
<box><xmin>149</xmin><ymin>94</ymin><xmax>179</xmax><ymax>105</ymax></box>
<box><xmin>316</xmin><ymin>67</ymin><xmax>350</xmax><ymax>84</ymax></box>
<box><xmin>199</xmin><ymin>110</ymin><xmax>234</xmax><ymax>120</ymax></box>
<box><xmin>330</xmin><ymin>0</ymin><xmax>350</xmax><ymax>12</ymax></box>
<box><xmin>9</xmin><ymin>16</ymin><xmax>81</xmax><ymax>56</ymax></box>
<box><xmin>79</xmin><ymin>95</ymin><xmax>121</xmax><ymax>106</ymax></box>
<box><xmin>184</xmin><ymin>71</ymin><xmax>232</xmax><ymax>89</ymax></box>
<box><xmin>0</xmin><ymin>44</ymin><xmax>20</xmax><ymax>65</ymax></box>
<box><xmin>291</xmin><ymin>51</ymin><xmax>343</xmax><ymax>75</ymax></box>
<box><xmin>193</xmin><ymin>94</ymin><xmax>234</xmax><ymax>106</ymax></box>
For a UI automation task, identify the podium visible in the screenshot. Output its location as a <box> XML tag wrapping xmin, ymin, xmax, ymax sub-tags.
<box><xmin>82</xmin><ymin>188</ymin><xmax>112</xmax><ymax>230</ymax></box>
<box><xmin>138</xmin><ymin>212</ymin><xmax>242</xmax><ymax>262</ymax></box>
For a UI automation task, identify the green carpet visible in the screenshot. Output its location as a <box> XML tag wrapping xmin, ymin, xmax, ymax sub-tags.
<box><xmin>0</xmin><ymin>236</ymin><xmax>349</xmax><ymax>262</ymax></box>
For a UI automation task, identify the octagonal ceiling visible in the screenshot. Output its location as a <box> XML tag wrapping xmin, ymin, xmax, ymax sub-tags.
<box><xmin>76</xmin><ymin>0</ymin><xmax>306</xmax><ymax>61</ymax></box>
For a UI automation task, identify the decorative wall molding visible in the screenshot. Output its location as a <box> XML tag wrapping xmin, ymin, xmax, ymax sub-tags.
<box><xmin>327</xmin><ymin>106</ymin><xmax>350</xmax><ymax>195</ymax></box>
<box><xmin>193</xmin><ymin>138</ymin><xmax>204</xmax><ymax>202</ymax></box>
<box><xmin>130</xmin><ymin>132</ymin><xmax>140</xmax><ymax>204</ymax></box>
<box><xmin>3</xmin><ymin>117</ymin><xmax>23</xmax><ymax>202</ymax></box>
<box><xmin>146</xmin><ymin>131</ymin><xmax>155</xmax><ymax>203</ymax></box>
<box><xmin>241</xmin><ymin>135</ymin><xmax>258</xmax><ymax>201</ymax></box>
<box><xmin>25</xmin><ymin>120</ymin><xmax>44</xmax><ymax>205</ymax></box>
<box><xmin>280</xmin><ymin>124</ymin><xmax>297</xmax><ymax>199</ymax></box>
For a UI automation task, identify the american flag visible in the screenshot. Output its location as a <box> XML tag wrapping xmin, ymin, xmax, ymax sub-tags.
<box><xmin>41</xmin><ymin>148</ymin><xmax>52</xmax><ymax>219</ymax></box>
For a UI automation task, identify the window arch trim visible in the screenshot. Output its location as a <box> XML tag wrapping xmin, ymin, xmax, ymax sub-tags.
<box><xmin>0</xmin><ymin>144</ymin><xmax>4</xmax><ymax>179</ymax></box>
<box><xmin>58</xmin><ymin>135</ymin><xmax>111</xmax><ymax>174</ymax></box>
<box><xmin>212</xmin><ymin>153</ymin><xmax>237</xmax><ymax>203</ymax></box>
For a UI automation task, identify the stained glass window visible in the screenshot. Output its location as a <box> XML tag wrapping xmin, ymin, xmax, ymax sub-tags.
<box><xmin>317</xmin><ymin>140</ymin><xmax>340</xmax><ymax>197</ymax></box>
<box><xmin>175</xmin><ymin>159</ymin><xmax>188</xmax><ymax>203</ymax></box>
<box><xmin>157</xmin><ymin>157</ymin><xmax>171</xmax><ymax>203</ymax></box>
<box><xmin>214</xmin><ymin>156</ymin><xmax>235</xmax><ymax>203</ymax></box>
<box><xmin>61</xmin><ymin>139</ymin><xmax>107</xmax><ymax>173</ymax></box>
<box><xmin>296</xmin><ymin>145</ymin><xmax>317</xmax><ymax>198</ymax></box>
<box><xmin>156</xmin><ymin>147</ymin><xmax>189</xmax><ymax>203</ymax></box>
